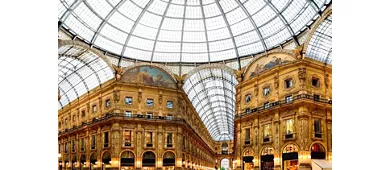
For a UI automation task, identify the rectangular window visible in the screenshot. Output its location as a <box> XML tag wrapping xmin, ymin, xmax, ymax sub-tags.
<box><xmin>312</xmin><ymin>77</ymin><xmax>320</xmax><ymax>87</ymax></box>
<box><xmin>81</xmin><ymin>138</ymin><xmax>85</xmax><ymax>151</ymax></box>
<box><xmin>65</xmin><ymin>142</ymin><xmax>68</xmax><ymax>153</ymax></box>
<box><xmin>264</xmin><ymin>102</ymin><xmax>270</xmax><ymax>109</ymax></box>
<box><xmin>245</xmin><ymin>129</ymin><xmax>250</xmax><ymax>144</ymax></box>
<box><xmin>314</xmin><ymin>119</ymin><xmax>322</xmax><ymax>138</ymax></box>
<box><xmin>166</xmin><ymin>114</ymin><xmax>173</xmax><ymax>120</ymax></box>
<box><xmin>92</xmin><ymin>105</ymin><xmax>97</xmax><ymax>113</ymax></box>
<box><xmin>125</xmin><ymin>111</ymin><xmax>132</xmax><ymax>117</ymax></box>
<box><xmin>285</xmin><ymin>95</ymin><xmax>293</xmax><ymax>103</ymax></box>
<box><xmin>285</xmin><ymin>79</ymin><xmax>293</xmax><ymax>88</ymax></box>
<box><xmin>72</xmin><ymin>140</ymin><xmax>76</xmax><ymax>152</ymax></box>
<box><xmin>167</xmin><ymin>133</ymin><xmax>173</xmax><ymax>147</ymax></box>
<box><xmin>124</xmin><ymin>130</ymin><xmax>131</xmax><ymax>146</ymax></box>
<box><xmin>125</xmin><ymin>97</ymin><xmax>133</xmax><ymax>105</ymax></box>
<box><xmin>91</xmin><ymin>135</ymin><xmax>96</xmax><ymax>149</ymax></box>
<box><xmin>81</xmin><ymin>110</ymin><xmax>86</xmax><ymax>117</ymax></box>
<box><xmin>313</xmin><ymin>94</ymin><xmax>320</xmax><ymax>101</ymax></box>
<box><xmin>146</xmin><ymin>99</ymin><xmax>154</xmax><ymax>107</ymax></box>
<box><xmin>245</xmin><ymin>108</ymin><xmax>250</xmax><ymax>114</ymax></box>
<box><xmin>104</xmin><ymin>132</ymin><xmax>109</xmax><ymax>147</ymax></box>
<box><xmin>263</xmin><ymin>124</ymin><xmax>271</xmax><ymax>141</ymax></box>
<box><xmin>167</xmin><ymin>101</ymin><xmax>173</xmax><ymax>108</ymax></box>
<box><xmin>146</xmin><ymin>112</ymin><xmax>153</xmax><ymax>119</ymax></box>
<box><xmin>105</xmin><ymin>99</ymin><xmax>111</xmax><ymax>108</ymax></box>
<box><xmin>263</xmin><ymin>87</ymin><xmax>270</xmax><ymax>96</ymax></box>
<box><xmin>286</xmin><ymin>119</ymin><xmax>294</xmax><ymax>134</ymax></box>
<box><xmin>146</xmin><ymin>132</ymin><xmax>153</xmax><ymax>147</ymax></box>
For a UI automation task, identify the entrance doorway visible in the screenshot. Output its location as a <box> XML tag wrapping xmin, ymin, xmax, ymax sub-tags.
<box><xmin>311</xmin><ymin>143</ymin><xmax>326</xmax><ymax>159</ymax></box>
<box><xmin>242</xmin><ymin>148</ymin><xmax>255</xmax><ymax>170</ymax></box>
<box><xmin>120</xmin><ymin>151</ymin><xmax>135</xmax><ymax>170</ymax></box>
<box><xmin>260</xmin><ymin>147</ymin><xmax>274</xmax><ymax>170</ymax></box>
<box><xmin>282</xmin><ymin>144</ymin><xmax>298</xmax><ymax>170</ymax></box>
<box><xmin>142</xmin><ymin>151</ymin><xmax>156</xmax><ymax>170</ymax></box>
<box><xmin>162</xmin><ymin>151</ymin><xmax>175</xmax><ymax>170</ymax></box>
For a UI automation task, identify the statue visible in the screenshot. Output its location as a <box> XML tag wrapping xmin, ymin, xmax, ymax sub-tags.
<box><xmin>298</xmin><ymin>67</ymin><xmax>306</xmax><ymax>88</ymax></box>
<box><xmin>158</xmin><ymin>95</ymin><xmax>162</xmax><ymax>104</ymax></box>
<box><xmin>274</xmin><ymin>72</ymin><xmax>279</xmax><ymax>95</ymax></box>
<box><xmin>175</xmin><ymin>74</ymin><xmax>185</xmax><ymax>88</ymax></box>
<box><xmin>325</xmin><ymin>73</ymin><xmax>330</xmax><ymax>89</ymax></box>
<box><xmin>113</xmin><ymin>65</ymin><xmax>124</xmax><ymax>81</ymax></box>
<box><xmin>138</xmin><ymin>91</ymin><xmax>142</xmax><ymax>103</ymax></box>
<box><xmin>235</xmin><ymin>69</ymin><xmax>243</xmax><ymax>82</ymax></box>
<box><xmin>113</xmin><ymin>90</ymin><xmax>120</xmax><ymax>103</ymax></box>
<box><xmin>294</xmin><ymin>45</ymin><xmax>304</xmax><ymax>59</ymax></box>
<box><xmin>254</xmin><ymin>83</ymin><xmax>259</xmax><ymax>96</ymax></box>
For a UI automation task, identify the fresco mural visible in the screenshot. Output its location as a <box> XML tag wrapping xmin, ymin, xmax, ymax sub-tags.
<box><xmin>246</xmin><ymin>54</ymin><xmax>296</xmax><ymax>79</ymax></box>
<box><xmin>121</xmin><ymin>66</ymin><xmax>177</xmax><ymax>89</ymax></box>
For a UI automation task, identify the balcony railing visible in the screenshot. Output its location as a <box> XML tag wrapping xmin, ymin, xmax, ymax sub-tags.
<box><xmin>236</xmin><ymin>94</ymin><xmax>332</xmax><ymax>118</ymax></box>
<box><xmin>59</xmin><ymin>113</ymin><xmax>185</xmax><ymax>135</ymax></box>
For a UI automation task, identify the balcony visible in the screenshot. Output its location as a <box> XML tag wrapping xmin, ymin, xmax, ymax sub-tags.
<box><xmin>312</xmin><ymin>132</ymin><xmax>324</xmax><ymax>141</ymax></box>
<box><xmin>235</xmin><ymin>94</ymin><xmax>332</xmax><ymax>118</ymax></box>
<box><xmin>283</xmin><ymin>133</ymin><xmax>296</xmax><ymax>141</ymax></box>
<box><xmin>263</xmin><ymin>137</ymin><xmax>270</xmax><ymax>143</ymax></box>
<box><xmin>124</xmin><ymin>142</ymin><xmax>131</xmax><ymax>147</ymax></box>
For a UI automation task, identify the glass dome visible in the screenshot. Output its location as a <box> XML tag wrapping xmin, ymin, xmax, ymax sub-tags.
<box><xmin>58</xmin><ymin>0</ymin><xmax>331</xmax><ymax>63</ymax></box>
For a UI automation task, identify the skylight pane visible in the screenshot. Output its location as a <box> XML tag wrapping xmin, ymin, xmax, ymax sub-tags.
<box><xmin>118</xmin><ymin>0</ymin><xmax>142</xmax><ymax>21</ymax></box>
<box><xmin>183</xmin><ymin>31</ymin><xmax>207</xmax><ymax>42</ymax></box>
<box><xmin>251</xmin><ymin>5</ymin><xmax>275</xmax><ymax>27</ymax></box>
<box><xmin>155</xmin><ymin>42</ymin><xmax>181</xmax><ymax>52</ymax></box>
<box><xmin>166</xmin><ymin>4</ymin><xmax>185</xmax><ymax>17</ymax></box>
<box><xmin>124</xmin><ymin>47</ymin><xmax>152</xmax><ymax>61</ymax></box>
<box><xmin>203</xmin><ymin>3</ymin><xmax>221</xmax><ymax>18</ymax></box>
<box><xmin>86</xmin><ymin>0</ymin><xmax>113</xmax><ymax>18</ymax></box>
<box><xmin>230</xmin><ymin>19</ymin><xmax>254</xmax><ymax>36</ymax></box>
<box><xmin>205</xmin><ymin>16</ymin><xmax>226</xmax><ymax>30</ymax></box>
<box><xmin>243</xmin><ymin>0</ymin><xmax>266</xmax><ymax>15</ymax></box>
<box><xmin>226</xmin><ymin>7</ymin><xmax>247</xmax><ymax>25</ymax></box>
<box><xmin>209</xmin><ymin>39</ymin><xmax>234</xmax><ymax>52</ymax></box>
<box><xmin>182</xmin><ymin>53</ymin><xmax>208</xmax><ymax>62</ymax></box>
<box><xmin>209</xmin><ymin>49</ymin><xmax>236</xmax><ymax>62</ymax></box>
<box><xmin>64</xmin><ymin>14</ymin><xmax>94</xmax><ymax>41</ymax></box>
<box><xmin>108</xmin><ymin>12</ymin><xmax>134</xmax><ymax>33</ymax></box>
<box><xmin>234</xmin><ymin>30</ymin><xmax>259</xmax><ymax>46</ymax></box>
<box><xmin>99</xmin><ymin>24</ymin><xmax>127</xmax><ymax>44</ymax></box>
<box><xmin>184</xmin><ymin>19</ymin><xmax>204</xmax><ymax>31</ymax></box>
<box><xmin>132</xmin><ymin>24</ymin><xmax>159</xmax><ymax>40</ymax></box>
<box><xmin>207</xmin><ymin>28</ymin><xmax>230</xmax><ymax>41</ymax></box>
<box><xmin>182</xmin><ymin>43</ymin><xmax>208</xmax><ymax>53</ymax></box>
<box><xmin>94</xmin><ymin>35</ymin><xmax>123</xmax><ymax>54</ymax></box>
<box><xmin>185</xmin><ymin>6</ymin><xmax>202</xmax><ymax>19</ymax></box>
<box><xmin>148</xmin><ymin>0</ymin><xmax>168</xmax><ymax>15</ymax></box>
<box><xmin>157</xmin><ymin>30</ymin><xmax>182</xmax><ymax>41</ymax></box>
<box><xmin>219</xmin><ymin>0</ymin><xmax>238</xmax><ymax>12</ymax></box>
<box><xmin>127</xmin><ymin>36</ymin><xmax>155</xmax><ymax>51</ymax></box>
<box><xmin>153</xmin><ymin>52</ymin><xmax>181</xmax><ymax>62</ymax></box>
<box><xmin>139</xmin><ymin>12</ymin><xmax>163</xmax><ymax>29</ymax></box>
<box><xmin>161</xmin><ymin>18</ymin><xmax>183</xmax><ymax>31</ymax></box>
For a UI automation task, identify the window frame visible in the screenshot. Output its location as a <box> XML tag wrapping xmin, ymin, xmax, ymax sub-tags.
<box><xmin>125</xmin><ymin>97</ymin><xmax>133</xmax><ymax>105</ymax></box>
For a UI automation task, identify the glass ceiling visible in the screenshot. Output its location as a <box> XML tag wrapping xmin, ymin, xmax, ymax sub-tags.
<box><xmin>183</xmin><ymin>68</ymin><xmax>237</xmax><ymax>141</ymax></box>
<box><xmin>58</xmin><ymin>0</ymin><xmax>331</xmax><ymax>63</ymax></box>
<box><xmin>306</xmin><ymin>14</ymin><xmax>332</xmax><ymax>64</ymax></box>
<box><xmin>58</xmin><ymin>44</ymin><xmax>114</xmax><ymax>109</ymax></box>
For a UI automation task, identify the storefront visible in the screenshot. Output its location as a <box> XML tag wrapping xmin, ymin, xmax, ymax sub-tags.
<box><xmin>90</xmin><ymin>153</ymin><xmax>97</xmax><ymax>170</ymax></box>
<box><xmin>282</xmin><ymin>144</ymin><xmax>298</xmax><ymax>170</ymax></box>
<box><xmin>260</xmin><ymin>147</ymin><xmax>274</xmax><ymax>170</ymax></box>
<box><xmin>65</xmin><ymin>157</ymin><xmax>69</xmax><ymax>170</ymax></box>
<box><xmin>142</xmin><ymin>151</ymin><xmax>156</xmax><ymax>170</ymax></box>
<box><xmin>162</xmin><ymin>151</ymin><xmax>175</xmax><ymax>170</ymax></box>
<box><xmin>120</xmin><ymin>151</ymin><xmax>135</xmax><ymax>170</ymax></box>
<box><xmin>80</xmin><ymin>154</ymin><xmax>87</xmax><ymax>170</ymax></box>
<box><xmin>311</xmin><ymin>143</ymin><xmax>326</xmax><ymax>159</ymax></box>
<box><xmin>102</xmin><ymin>151</ymin><xmax>112</xmax><ymax>170</ymax></box>
<box><xmin>72</xmin><ymin>155</ymin><xmax>78</xmax><ymax>170</ymax></box>
<box><xmin>242</xmin><ymin>148</ymin><xmax>255</xmax><ymax>170</ymax></box>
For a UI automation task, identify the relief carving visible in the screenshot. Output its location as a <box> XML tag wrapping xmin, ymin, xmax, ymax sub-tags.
<box><xmin>138</xmin><ymin>91</ymin><xmax>142</xmax><ymax>103</ymax></box>
<box><xmin>274</xmin><ymin>72</ymin><xmax>279</xmax><ymax>95</ymax></box>
<box><xmin>113</xmin><ymin>90</ymin><xmax>120</xmax><ymax>103</ymax></box>
<box><xmin>298</xmin><ymin>67</ymin><xmax>306</xmax><ymax>88</ymax></box>
<box><xmin>254</xmin><ymin>83</ymin><xmax>259</xmax><ymax>96</ymax></box>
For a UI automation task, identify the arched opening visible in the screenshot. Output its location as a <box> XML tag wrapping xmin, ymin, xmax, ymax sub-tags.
<box><xmin>163</xmin><ymin>151</ymin><xmax>175</xmax><ymax>170</ymax></box>
<box><xmin>222</xmin><ymin>143</ymin><xmax>228</xmax><ymax>154</ymax></box>
<box><xmin>80</xmin><ymin>154</ymin><xmax>87</xmax><ymax>170</ymax></box>
<box><xmin>311</xmin><ymin>143</ymin><xmax>326</xmax><ymax>159</ymax></box>
<box><xmin>102</xmin><ymin>151</ymin><xmax>112</xmax><ymax>170</ymax></box>
<box><xmin>242</xmin><ymin>148</ymin><xmax>254</xmax><ymax>170</ymax></box>
<box><xmin>142</xmin><ymin>151</ymin><xmax>156</xmax><ymax>170</ymax></box>
<box><xmin>260</xmin><ymin>147</ymin><xmax>274</xmax><ymax>170</ymax></box>
<box><xmin>282</xmin><ymin>144</ymin><xmax>299</xmax><ymax>170</ymax></box>
<box><xmin>221</xmin><ymin>158</ymin><xmax>229</xmax><ymax>170</ymax></box>
<box><xmin>120</xmin><ymin>151</ymin><xmax>135</xmax><ymax>170</ymax></box>
<box><xmin>72</xmin><ymin>155</ymin><xmax>78</xmax><ymax>170</ymax></box>
<box><xmin>90</xmin><ymin>153</ymin><xmax>97</xmax><ymax>170</ymax></box>
<box><xmin>64</xmin><ymin>156</ymin><xmax>69</xmax><ymax>170</ymax></box>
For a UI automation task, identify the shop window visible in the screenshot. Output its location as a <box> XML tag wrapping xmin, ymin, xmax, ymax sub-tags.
<box><xmin>81</xmin><ymin>110</ymin><xmax>86</xmax><ymax>117</ymax></box>
<box><xmin>166</xmin><ymin>114</ymin><xmax>173</xmax><ymax>120</ymax></box>
<box><xmin>167</xmin><ymin>133</ymin><xmax>173</xmax><ymax>147</ymax></box>
<box><xmin>146</xmin><ymin>99</ymin><xmax>154</xmax><ymax>107</ymax></box>
<box><xmin>285</xmin><ymin>95</ymin><xmax>293</xmax><ymax>103</ymax></box>
<box><xmin>264</xmin><ymin>102</ymin><xmax>270</xmax><ymax>109</ymax></box>
<box><xmin>92</xmin><ymin>105</ymin><xmax>97</xmax><ymax>113</ymax></box>
<box><xmin>263</xmin><ymin>87</ymin><xmax>270</xmax><ymax>96</ymax></box>
<box><xmin>124</xmin><ymin>130</ymin><xmax>131</xmax><ymax>147</ymax></box>
<box><xmin>105</xmin><ymin>99</ymin><xmax>111</xmax><ymax>108</ymax></box>
<box><xmin>314</xmin><ymin>94</ymin><xmax>320</xmax><ymax>101</ymax></box>
<box><xmin>285</xmin><ymin>78</ymin><xmax>293</xmax><ymax>88</ymax></box>
<box><xmin>167</xmin><ymin>101</ymin><xmax>173</xmax><ymax>108</ymax></box>
<box><xmin>286</xmin><ymin>119</ymin><xmax>294</xmax><ymax>139</ymax></box>
<box><xmin>125</xmin><ymin>111</ymin><xmax>132</xmax><ymax>117</ymax></box>
<box><xmin>245</xmin><ymin>94</ymin><xmax>252</xmax><ymax>103</ymax></box>
<box><xmin>263</xmin><ymin>124</ymin><xmax>271</xmax><ymax>142</ymax></box>
<box><xmin>146</xmin><ymin>132</ymin><xmax>153</xmax><ymax>147</ymax></box>
<box><xmin>125</xmin><ymin>97</ymin><xmax>133</xmax><ymax>105</ymax></box>
<box><xmin>81</xmin><ymin>138</ymin><xmax>85</xmax><ymax>151</ymax></box>
<box><xmin>104</xmin><ymin>132</ymin><xmax>109</xmax><ymax>148</ymax></box>
<box><xmin>91</xmin><ymin>135</ymin><xmax>96</xmax><ymax>150</ymax></box>
<box><xmin>312</xmin><ymin>77</ymin><xmax>320</xmax><ymax>87</ymax></box>
<box><xmin>314</xmin><ymin>119</ymin><xmax>322</xmax><ymax>138</ymax></box>
<box><xmin>245</xmin><ymin>129</ymin><xmax>250</xmax><ymax>144</ymax></box>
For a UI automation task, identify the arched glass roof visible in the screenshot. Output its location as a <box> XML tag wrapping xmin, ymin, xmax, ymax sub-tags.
<box><xmin>58</xmin><ymin>44</ymin><xmax>114</xmax><ymax>109</ymax></box>
<box><xmin>306</xmin><ymin>14</ymin><xmax>332</xmax><ymax>64</ymax></box>
<box><xmin>58</xmin><ymin>0</ymin><xmax>331</xmax><ymax>63</ymax></box>
<box><xmin>183</xmin><ymin>68</ymin><xmax>237</xmax><ymax>141</ymax></box>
